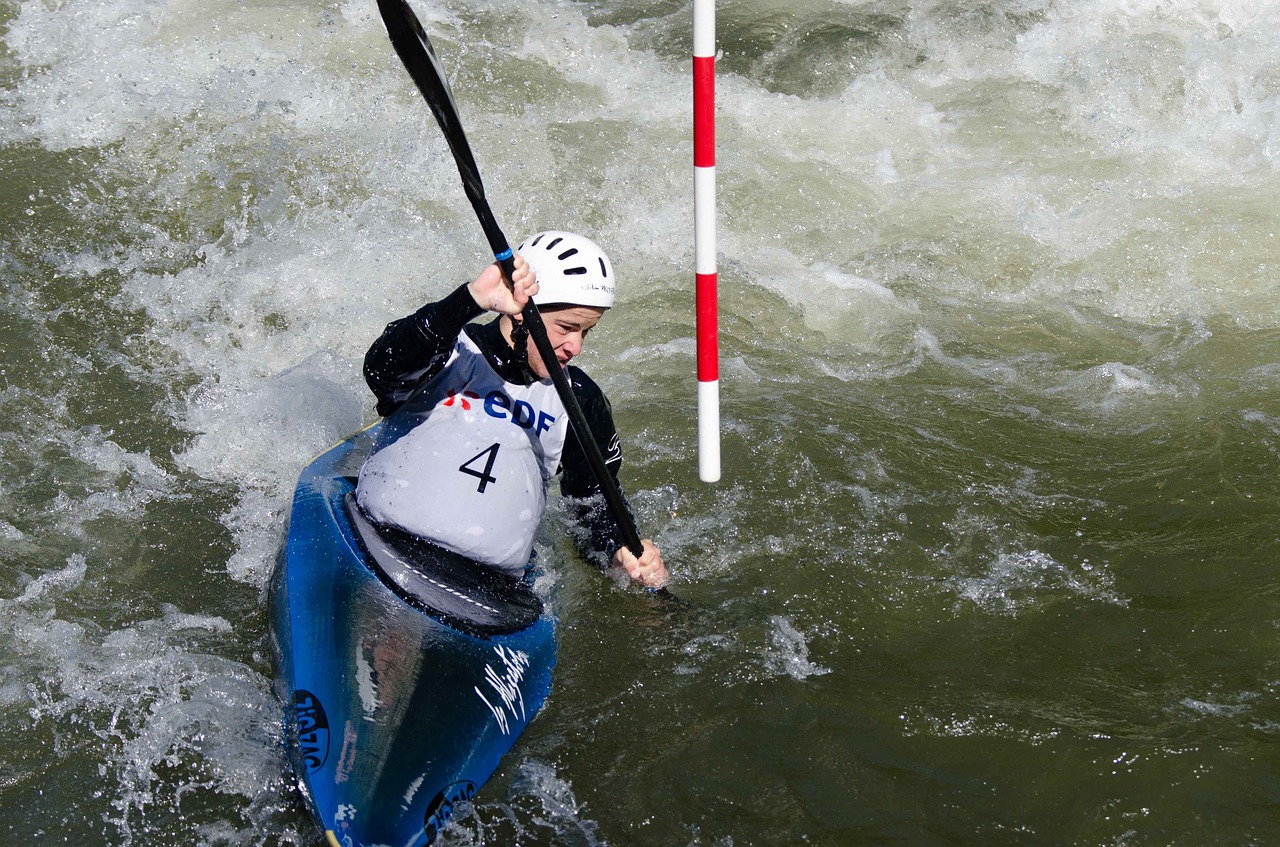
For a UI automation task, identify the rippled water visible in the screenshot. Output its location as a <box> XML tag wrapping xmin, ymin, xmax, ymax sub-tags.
<box><xmin>3</xmin><ymin>0</ymin><xmax>1279</xmax><ymax>844</ymax></box>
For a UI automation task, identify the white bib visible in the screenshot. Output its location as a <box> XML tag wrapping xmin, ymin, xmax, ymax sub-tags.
<box><xmin>355</xmin><ymin>332</ymin><xmax>568</xmax><ymax>574</ymax></box>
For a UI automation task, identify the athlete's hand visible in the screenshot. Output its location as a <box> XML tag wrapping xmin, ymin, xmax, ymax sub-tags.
<box><xmin>468</xmin><ymin>254</ymin><xmax>538</xmax><ymax>315</ymax></box>
<box><xmin>613</xmin><ymin>539</ymin><xmax>669</xmax><ymax>589</ymax></box>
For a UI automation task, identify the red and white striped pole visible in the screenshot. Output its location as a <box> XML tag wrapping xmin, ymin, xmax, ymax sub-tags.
<box><xmin>694</xmin><ymin>0</ymin><xmax>720</xmax><ymax>483</ymax></box>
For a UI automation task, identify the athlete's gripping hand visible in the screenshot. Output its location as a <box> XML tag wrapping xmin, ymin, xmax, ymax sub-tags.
<box><xmin>468</xmin><ymin>254</ymin><xmax>538</xmax><ymax>315</ymax></box>
<box><xmin>613</xmin><ymin>539</ymin><xmax>669</xmax><ymax>590</ymax></box>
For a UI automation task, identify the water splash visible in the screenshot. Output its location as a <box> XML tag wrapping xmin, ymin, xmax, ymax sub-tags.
<box><xmin>949</xmin><ymin>548</ymin><xmax>1126</xmax><ymax>615</ymax></box>
<box><xmin>435</xmin><ymin>758</ymin><xmax>604</xmax><ymax>846</ymax></box>
<box><xmin>764</xmin><ymin>615</ymin><xmax>831</xmax><ymax>681</ymax></box>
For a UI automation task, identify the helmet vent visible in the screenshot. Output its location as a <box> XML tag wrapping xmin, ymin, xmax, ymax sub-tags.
<box><xmin>515</xmin><ymin>230</ymin><xmax>614</xmax><ymax>308</ymax></box>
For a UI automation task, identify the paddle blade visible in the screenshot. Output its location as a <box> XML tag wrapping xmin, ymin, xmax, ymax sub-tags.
<box><xmin>377</xmin><ymin>0</ymin><xmax>487</xmax><ymax>204</ymax></box>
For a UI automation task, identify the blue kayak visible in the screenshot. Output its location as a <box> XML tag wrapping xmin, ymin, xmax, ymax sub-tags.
<box><xmin>269</xmin><ymin>423</ymin><xmax>557</xmax><ymax>846</ymax></box>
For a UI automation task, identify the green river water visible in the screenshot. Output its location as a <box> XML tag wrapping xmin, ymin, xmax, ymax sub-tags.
<box><xmin>2</xmin><ymin>0</ymin><xmax>1279</xmax><ymax>844</ymax></box>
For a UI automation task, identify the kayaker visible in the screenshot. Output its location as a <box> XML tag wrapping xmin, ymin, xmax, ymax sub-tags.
<box><xmin>356</xmin><ymin>230</ymin><xmax>669</xmax><ymax>589</ymax></box>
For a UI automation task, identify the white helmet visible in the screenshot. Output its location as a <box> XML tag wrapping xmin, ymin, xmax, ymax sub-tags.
<box><xmin>517</xmin><ymin>231</ymin><xmax>615</xmax><ymax>309</ymax></box>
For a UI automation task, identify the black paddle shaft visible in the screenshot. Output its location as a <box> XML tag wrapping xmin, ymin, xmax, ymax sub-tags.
<box><xmin>377</xmin><ymin>0</ymin><xmax>646</xmax><ymax>558</ymax></box>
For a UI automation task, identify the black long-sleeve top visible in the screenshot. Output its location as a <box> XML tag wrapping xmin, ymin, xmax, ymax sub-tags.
<box><xmin>362</xmin><ymin>284</ymin><xmax>631</xmax><ymax>564</ymax></box>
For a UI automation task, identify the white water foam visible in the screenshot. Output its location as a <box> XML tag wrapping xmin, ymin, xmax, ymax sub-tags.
<box><xmin>0</xmin><ymin>557</ymin><xmax>292</xmax><ymax>844</ymax></box>
<box><xmin>1</xmin><ymin>553</ymin><xmax>87</xmax><ymax>607</ymax></box>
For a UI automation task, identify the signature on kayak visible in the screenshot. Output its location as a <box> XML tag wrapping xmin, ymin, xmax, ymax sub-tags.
<box><xmin>475</xmin><ymin>645</ymin><xmax>531</xmax><ymax>735</ymax></box>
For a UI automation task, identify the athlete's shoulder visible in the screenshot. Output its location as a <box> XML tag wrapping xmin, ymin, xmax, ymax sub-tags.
<box><xmin>567</xmin><ymin>365</ymin><xmax>609</xmax><ymax>403</ymax></box>
<box><xmin>565</xmin><ymin>365</ymin><xmax>617</xmax><ymax>443</ymax></box>
<box><xmin>567</xmin><ymin>364</ymin><xmax>600</xmax><ymax>392</ymax></box>
<box><xmin>460</xmin><ymin>324</ymin><xmax>486</xmax><ymax>350</ymax></box>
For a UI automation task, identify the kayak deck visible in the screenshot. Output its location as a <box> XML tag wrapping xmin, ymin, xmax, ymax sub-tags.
<box><xmin>344</xmin><ymin>491</ymin><xmax>543</xmax><ymax>636</ymax></box>
<box><xmin>270</xmin><ymin>425</ymin><xmax>556</xmax><ymax>847</ymax></box>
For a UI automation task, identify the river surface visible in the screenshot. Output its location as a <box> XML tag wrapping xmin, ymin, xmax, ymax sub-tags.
<box><xmin>3</xmin><ymin>0</ymin><xmax>1279</xmax><ymax>844</ymax></box>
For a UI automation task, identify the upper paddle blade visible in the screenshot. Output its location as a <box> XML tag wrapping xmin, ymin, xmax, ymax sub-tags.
<box><xmin>377</xmin><ymin>0</ymin><xmax>487</xmax><ymax>204</ymax></box>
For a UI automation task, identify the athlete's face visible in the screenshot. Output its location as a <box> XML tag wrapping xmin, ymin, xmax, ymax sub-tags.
<box><xmin>525</xmin><ymin>305</ymin><xmax>605</xmax><ymax>379</ymax></box>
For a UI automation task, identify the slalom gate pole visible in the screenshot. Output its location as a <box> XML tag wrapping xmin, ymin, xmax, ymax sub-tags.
<box><xmin>694</xmin><ymin>0</ymin><xmax>720</xmax><ymax>483</ymax></box>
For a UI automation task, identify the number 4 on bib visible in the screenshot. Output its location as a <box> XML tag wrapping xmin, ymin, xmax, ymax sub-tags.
<box><xmin>460</xmin><ymin>443</ymin><xmax>501</xmax><ymax>493</ymax></box>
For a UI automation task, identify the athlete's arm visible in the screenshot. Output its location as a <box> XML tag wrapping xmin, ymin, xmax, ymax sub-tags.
<box><xmin>363</xmin><ymin>283</ymin><xmax>484</xmax><ymax>417</ymax></box>
<box><xmin>364</xmin><ymin>258</ymin><xmax>537</xmax><ymax>417</ymax></box>
<box><xmin>560</xmin><ymin>369</ymin><xmax>668</xmax><ymax>588</ymax></box>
